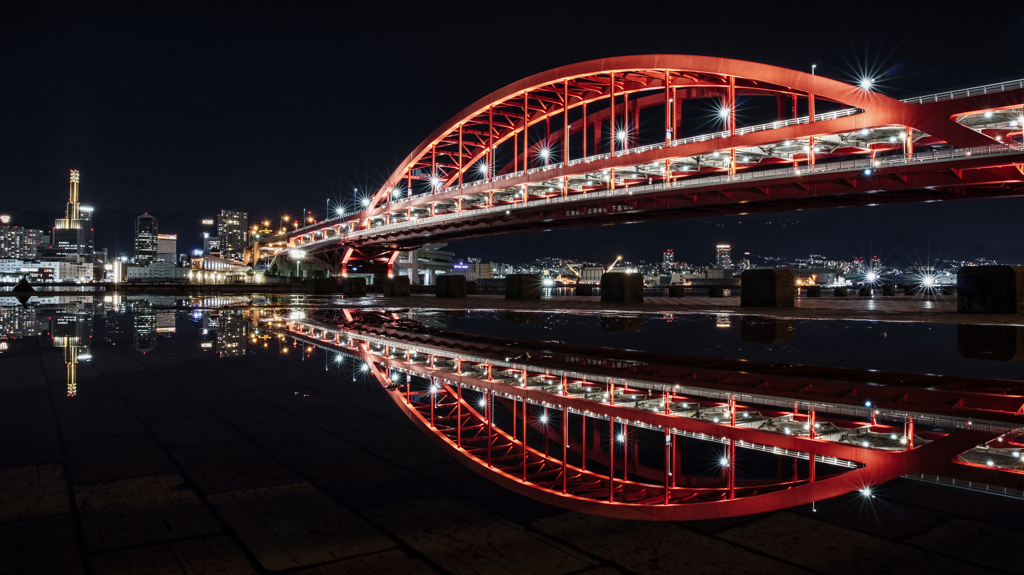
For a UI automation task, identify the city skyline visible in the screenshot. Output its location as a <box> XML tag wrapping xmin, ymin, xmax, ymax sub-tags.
<box><xmin>2</xmin><ymin>3</ymin><xmax>1023</xmax><ymax>262</ymax></box>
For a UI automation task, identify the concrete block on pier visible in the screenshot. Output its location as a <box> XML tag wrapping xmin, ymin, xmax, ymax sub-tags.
<box><xmin>740</xmin><ymin>269</ymin><xmax>794</xmax><ymax>307</ymax></box>
<box><xmin>740</xmin><ymin>316</ymin><xmax>795</xmax><ymax>344</ymax></box>
<box><xmin>505</xmin><ymin>274</ymin><xmax>541</xmax><ymax>300</ymax></box>
<box><xmin>341</xmin><ymin>276</ymin><xmax>366</xmax><ymax>296</ymax></box>
<box><xmin>600</xmin><ymin>273</ymin><xmax>643</xmax><ymax>303</ymax></box>
<box><xmin>466</xmin><ymin>281</ymin><xmax>478</xmax><ymax>295</ymax></box>
<box><xmin>600</xmin><ymin>314</ymin><xmax>644</xmax><ymax>332</ymax></box>
<box><xmin>957</xmin><ymin>325</ymin><xmax>1024</xmax><ymax>361</ymax></box>
<box><xmin>882</xmin><ymin>286</ymin><xmax>896</xmax><ymax>296</ymax></box>
<box><xmin>833</xmin><ymin>287</ymin><xmax>848</xmax><ymax>297</ymax></box>
<box><xmin>805</xmin><ymin>286</ymin><xmax>821</xmax><ymax>297</ymax></box>
<box><xmin>668</xmin><ymin>285</ymin><xmax>686</xmax><ymax>297</ymax></box>
<box><xmin>311</xmin><ymin>278</ymin><xmax>334</xmax><ymax>294</ymax></box>
<box><xmin>383</xmin><ymin>276</ymin><xmax>410</xmax><ymax>297</ymax></box>
<box><xmin>708</xmin><ymin>287</ymin><xmax>728</xmax><ymax>297</ymax></box>
<box><xmin>858</xmin><ymin>287</ymin><xmax>872</xmax><ymax>297</ymax></box>
<box><xmin>574</xmin><ymin>284</ymin><xmax>594</xmax><ymax>296</ymax></box>
<box><xmin>957</xmin><ymin>266</ymin><xmax>1024</xmax><ymax>314</ymax></box>
<box><xmin>435</xmin><ymin>275</ymin><xmax>466</xmax><ymax>298</ymax></box>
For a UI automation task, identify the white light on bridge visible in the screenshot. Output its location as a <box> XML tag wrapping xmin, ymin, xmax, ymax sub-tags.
<box><xmin>718</xmin><ymin>107</ymin><xmax>730</xmax><ymax>119</ymax></box>
<box><xmin>361</xmin><ymin>198</ymin><xmax>370</xmax><ymax>207</ymax></box>
<box><xmin>616</xmin><ymin>130</ymin><xmax>627</xmax><ymax>142</ymax></box>
<box><xmin>719</xmin><ymin>456</ymin><xmax>730</xmax><ymax>467</ymax></box>
<box><xmin>336</xmin><ymin>207</ymin><xmax>345</xmax><ymax>216</ymax></box>
<box><xmin>859</xmin><ymin>77</ymin><xmax>874</xmax><ymax>90</ymax></box>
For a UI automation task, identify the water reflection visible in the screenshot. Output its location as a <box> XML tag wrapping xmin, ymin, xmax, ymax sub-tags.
<box><xmin>957</xmin><ymin>325</ymin><xmax>1024</xmax><ymax>361</ymax></box>
<box><xmin>740</xmin><ymin>317</ymin><xmax>795</xmax><ymax>344</ymax></box>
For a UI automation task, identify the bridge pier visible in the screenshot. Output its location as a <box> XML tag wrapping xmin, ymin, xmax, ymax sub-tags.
<box><xmin>740</xmin><ymin>270</ymin><xmax>794</xmax><ymax>307</ymax></box>
<box><xmin>600</xmin><ymin>273</ymin><xmax>643</xmax><ymax>303</ymax></box>
<box><xmin>957</xmin><ymin>266</ymin><xmax>1024</xmax><ymax>314</ymax></box>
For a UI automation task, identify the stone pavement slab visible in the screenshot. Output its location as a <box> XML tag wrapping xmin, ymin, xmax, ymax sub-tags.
<box><xmin>208</xmin><ymin>482</ymin><xmax>395</xmax><ymax>571</ymax></box>
<box><xmin>237</xmin><ymin>418</ymin><xmax>354</xmax><ymax>458</ymax></box>
<box><xmin>364</xmin><ymin>496</ymin><xmax>595</xmax><ymax>575</ymax></box>
<box><xmin>171</xmin><ymin>441</ymin><xmax>301</xmax><ymax>495</ymax></box>
<box><xmin>285</xmin><ymin>448</ymin><xmax>443</xmax><ymax>510</ymax></box>
<box><xmin>89</xmin><ymin>535</ymin><xmax>257</xmax><ymax>575</ymax></box>
<box><xmin>0</xmin><ymin>515</ymin><xmax>83</xmax><ymax>575</ymax></box>
<box><xmin>58</xmin><ymin>409</ymin><xmax>149</xmax><ymax>441</ymax></box>
<box><xmin>0</xmin><ymin>463</ymin><xmax>70</xmax><ymax>523</ymax></box>
<box><xmin>65</xmin><ymin>436</ymin><xmax>177</xmax><ymax>484</ymax></box>
<box><xmin>147</xmin><ymin>415</ymin><xmax>245</xmax><ymax>448</ymax></box>
<box><xmin>717</xmin><ymin>512</ymin><xmax>989</xmax><ymax>575</ymax></box>
<box><xmin>293</xmin><ymin>549</ymin><xmax>439</xmax><ymax>575</ymax></box>
<box><xmin>75</xmin><ymin>474</ymin><xmax>222</xmax><ymax>552</ymax></box>
<box><xmin>533</xmin><ymin>511</ymin><xmax>807</xmax><ymax>575</ymax></box>
<box><xmin>0</xmin><ymin>427</ymin><xmax>63</xmax><ymax>467</ymax></box>
<box><xmin>908</xmin><ymin>518</ymin><xmax>1024</xmax><ymax>573</ymax></box>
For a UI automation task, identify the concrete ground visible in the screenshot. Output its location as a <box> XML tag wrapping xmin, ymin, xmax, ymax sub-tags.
<box><xmin>2</xmin><ymin>323</ymin><xmax>1022</xmax><ymax>574</ymax></box>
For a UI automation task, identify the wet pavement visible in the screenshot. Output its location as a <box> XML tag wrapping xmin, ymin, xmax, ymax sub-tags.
<box><xmin>1</xmin><ymin>299</ymin><xmax>1022</xmax><ymax>574</ymax></box>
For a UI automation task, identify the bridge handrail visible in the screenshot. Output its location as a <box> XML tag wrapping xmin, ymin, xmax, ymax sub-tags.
<box><xmin>901</xmin><ymin>78</ymin><xmax>1024</xmax><ymax>104</ymax></box>
<box><xmin>278</xmin><ymin>142</ymin><xmax>1022</xmax><ymax>247</ymax></box>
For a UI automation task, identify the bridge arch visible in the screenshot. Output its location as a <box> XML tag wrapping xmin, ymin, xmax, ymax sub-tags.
<box><xmin>368</xmin><ymin>55</ymin><xmax>993</xmax><ymax>216</ymax></box>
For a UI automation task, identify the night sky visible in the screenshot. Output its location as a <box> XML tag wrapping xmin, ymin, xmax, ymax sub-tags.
<box><xmin>2</xmin><ymin>3</ymin><xmax>1023</xmax><ymax>263</ymax></box>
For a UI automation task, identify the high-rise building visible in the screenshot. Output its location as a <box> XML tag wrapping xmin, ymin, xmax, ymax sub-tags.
<box><xmin>157</xmin><ymin>234</ymin><xmax>177</xmax><ymax>262</ymax></box>
<box><xmin>0</xmin><ymin>225</ymin><xmax>43</xmax><ymax>259</ymax></box>
<box><xmin>217</xmin><ymin>210</ymin><xmax>248</xmax><ymax>261</ymax></box>
<box><xmin>715</xmin><ymin>244</ymin><xmax>732</xmax><ymax>270</ymax></box>
<box><xmin>51</xmin><ymin>170</ymin><xmax>95</xmax><ymax>262</ymax></box>
<box><xmin>663</xmin><ymin>249</ymin><xmax>674</xmax><ymax>265</ymax></box>
<box><xmin>135</xmin><ymin>214</ymin><xmax>158</xmax><ymax>265</ymax></box>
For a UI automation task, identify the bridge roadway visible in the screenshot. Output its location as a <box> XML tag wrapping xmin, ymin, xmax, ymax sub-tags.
<box><xmin>277</xmin><ymin>56</ymin><xmax>1024</xmax><ymax>274</ymax></box>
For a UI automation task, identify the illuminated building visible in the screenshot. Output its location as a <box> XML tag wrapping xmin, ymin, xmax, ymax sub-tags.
<box><xmin>216</xmin><ymin>310</ymin><xmax>247</xmax><ymax>357</ymax></box>
<box><xmin>157</xmin><ymin>234</ymin><xmax>178</xmax><ymax>262</ymax></box>
<box><xmin>0</xmin><ymin>224</ymin><xmax>43</xmax><ymax>259</ymax></box>
<box><xmin>216</xmin><ymin>210</ymin><xmax>248</xmax><ymax>261</ymax></box>
<box><xmin>133</xmin><ymin>302</ymin><xmax>157</xmax><ymax>352</ymax></box>
<box><xmin>50</xmin><ymin>170</ymin><xmax>95</xmax><ymax>262</ymax></box>
<box><xmin>663</xmin><ymin>249</ymin><xmax>674</xmax><ymax>265</ymax></box>
<box><xmin>715</xmin><ymin>245</ymin><xmax>733</xmax><ymax>270</ymax></box>
<box><xmin>52</xmin><ymin>310</ymin><xmax>91</xmax><ymax>397</ymax></box>
<box><xmin>135</xmin><ymin>214</ymin><xmax>158</xmax><ymax>265</ymax></box>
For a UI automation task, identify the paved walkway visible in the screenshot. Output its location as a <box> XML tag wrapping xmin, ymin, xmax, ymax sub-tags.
<box><xmin>2</xmin><ymin>317</ymin><xmax>1022</xmax><ymax>574</ymax></box>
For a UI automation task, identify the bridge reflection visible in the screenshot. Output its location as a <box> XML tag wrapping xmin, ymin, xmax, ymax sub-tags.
<box><xmin>282</xmin><ymin>309</ymin><xmax>1024</xmax><ymax>520</ymax></box>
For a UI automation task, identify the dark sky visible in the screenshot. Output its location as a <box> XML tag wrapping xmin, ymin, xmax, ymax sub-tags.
<box><xmin>2</xmin><ymin>2</ymin><xmax>1023</xmax><ymax>262</ymax></box>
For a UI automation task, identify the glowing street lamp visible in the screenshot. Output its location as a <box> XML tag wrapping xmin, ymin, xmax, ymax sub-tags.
<box><xmin>859</xmin><ymin>77</ymin><xmax>874</xmax><ymax>90</ymax></box>
<box><xmin>361</xmin><ymin>197</ymin><xmax>370</xmax><ymax>207</ymax></box>
<box><xmin>291</xmin><ymin>250</ymin><xmax>305</xmax><ymax>278</ymax></box>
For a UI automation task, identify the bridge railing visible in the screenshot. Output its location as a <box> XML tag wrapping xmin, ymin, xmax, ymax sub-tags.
<box><xmin>330</xmin><ymin>142</ymin><xmax>1021</xmax><ymax>239</ymax></box>
<box><xmin>901</xmin><ymin>78</ymin><xmax>1024</xmax><ymax>104</ymax></box>
<box><xmin>291</xmin><ymin>141</ymin><xmax>1022</xmax><ymax>247</ymax></box>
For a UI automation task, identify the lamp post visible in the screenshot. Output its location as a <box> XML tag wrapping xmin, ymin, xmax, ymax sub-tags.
<box><xmin>291</xmin><ymin>250</ymin><xmax>305</xmax><ymax>279</ymax></box>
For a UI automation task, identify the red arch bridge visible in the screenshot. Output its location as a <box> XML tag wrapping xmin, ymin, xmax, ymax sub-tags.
<box><xmin>278</xmin><ymin>55</ymin><xmax>1024</xmax><ymax>276</ymax></box>
<box><xmin>284</xmin><ymin>311</ymin><xmax>1024</xmax><ymax>520</ymax></box>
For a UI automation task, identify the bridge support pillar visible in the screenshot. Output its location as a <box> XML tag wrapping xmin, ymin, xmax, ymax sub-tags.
<box><xmin>407</xmin><ymin>249</ymin><xmax>419</xmax><ymax>285</ymax></box>
<box><xmin>505</xmin><ymin>274</ymin><xmax>541</xmax><ymax>300</ymax></box>
<box><xmin>740</xmin><ymin>269</ymin><xmax>795</xmax><ymax>307</ymax></box>
<box><xmin>957</xmin><ymin>266</ymin><xmax>1024</xmax><ymax>314</ymax></box>
<box><xmin>600</xmin><ymin>273</ymin><xmax>643</xmax><ymax>303</ymax></box>
<box><xmin>436</xmin><ymin>274</ymin><xmax>466</xmax><ymax>298</ymax></box>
